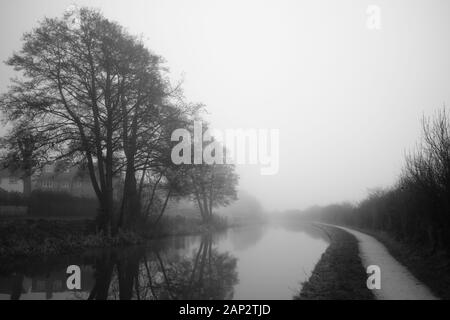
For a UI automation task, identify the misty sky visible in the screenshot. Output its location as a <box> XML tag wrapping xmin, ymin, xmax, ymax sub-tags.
<box><xmin>1</xmin><ymin>0</ymin><xmax>450</xmax><ymax>211</ymax></box>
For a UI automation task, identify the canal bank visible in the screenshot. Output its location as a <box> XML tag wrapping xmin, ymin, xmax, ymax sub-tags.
<box><xmin>0</xmin><ymin>219</ymin><xmax>141</xmax><ymax>266</ymax></box>
<box><xmin>336</xmin><ymin>226</ymin><xmax>438</xmax><ymax>300</ymax></box>
<box><xmin>296</xmin><ymin>225</ymin><xmax>375</xmax><ymax>300</ymax></box>
<box><xmin>0</xmin><ymin>216</ymin><xmax>228</xmax><ymax>264</ymax></box>
<box><xmin>298</xmin><ymin>224</ymin><xmax>441</xmax><ymax>300</ymax></box>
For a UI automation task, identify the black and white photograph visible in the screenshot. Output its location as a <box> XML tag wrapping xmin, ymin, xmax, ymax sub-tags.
<box><xmin>0</xmin><ymin>0</ymin><xmax>450</xmax><ymax>307</ymax></box>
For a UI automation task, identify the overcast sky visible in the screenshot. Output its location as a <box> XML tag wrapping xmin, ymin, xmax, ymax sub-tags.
<box><xmin>1</xmin><ymin>0</ymin><xmax>450</xmax><ymax>211</ymax></box>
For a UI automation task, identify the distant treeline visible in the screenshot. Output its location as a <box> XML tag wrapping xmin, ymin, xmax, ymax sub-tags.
<box><xmin>297</xmin><ymin>108</ymin><xmax>450</xmax><ymax>255</ymax></box>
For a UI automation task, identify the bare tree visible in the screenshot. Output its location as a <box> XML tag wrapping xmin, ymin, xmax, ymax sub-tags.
<box><xmin>0</xmin><ymin>8</ymin><xmax>171</xmax><ymax>234</ymax></box>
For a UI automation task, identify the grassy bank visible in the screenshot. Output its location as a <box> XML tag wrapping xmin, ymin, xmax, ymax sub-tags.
<box><xmin>358</xmin><ymin>229</ymin><xmax>450</xmax><ymax>300</ymax></box>
<box><xmin>0</xmin><ymin>219</ymin><xmax>142</xmax><ymax>260</ymax></box>
<box><xmin>0</xmin><ymin>215</ymin><xmax>231</xmax><ymax>262</ymax></box>
<box><xmin>296</xmin><ymin>225</ymin><xmax>375</xmax><ymax>300</ymax></box>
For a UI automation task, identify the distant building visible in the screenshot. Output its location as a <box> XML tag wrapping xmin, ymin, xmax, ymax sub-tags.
<box><xmin>33</xmin><ymin>164</ymin><xmax>97</xmax><ymax>199</ymax></box>
<box><xmin>33</xmin><ymin>163</ymin><xmax>123</xmax><ymax>199</ymax></box>
<box><xmin>0</xmin><ymin>162</ymin><xmax>122</xmax><ymax>200</ymax></box>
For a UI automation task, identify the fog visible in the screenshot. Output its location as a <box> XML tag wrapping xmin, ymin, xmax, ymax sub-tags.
<box><xmin>1</xmin><ymin>0</ymin><xmax>450</xmax><ymax>212</ymax></box>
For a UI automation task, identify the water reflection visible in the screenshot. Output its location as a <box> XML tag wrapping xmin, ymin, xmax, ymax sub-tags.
<box><xmin>0</xmin><ymin>223</ymin><xmax>328</xmax><ymax>300</ymax></box>
<box><xmin>229</xmin><ymin>225</ymin><xmax>266</xmax><ymax>251</ymax></box>
<box><xmin>88</xmin><ymin>235</ymin><xmax>238</xmax><ymax>300</ymax></box>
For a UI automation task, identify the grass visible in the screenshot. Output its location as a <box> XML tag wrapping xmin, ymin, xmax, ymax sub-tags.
<box><xmin>295</xmin><ymin>225</ymin><xmax>375</xmax><ymax>300</ymax></box>
<box><xmin>0</xmin><ymin>215</ymin><xmax>230</xmax><ymax>263</ymax></box>
<box><xmin>0</xmin><ymin>219</ymin><xmax>142</xmax><ymax>262</ymax></box>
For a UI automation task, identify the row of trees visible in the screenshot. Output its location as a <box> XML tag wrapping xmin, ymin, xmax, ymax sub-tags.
<box><xmin>300</xmin><ymin>108</ymin><xmax>450</xmax><ymax>255</ymax></box>
<box><xmin>0</xmin><ymin>8</ymin><xmax>238</xmax><ymax>235</ymax></box>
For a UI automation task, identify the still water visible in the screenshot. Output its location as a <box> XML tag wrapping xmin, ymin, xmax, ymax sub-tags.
<box><xmin>0</xmin><ymin>222</ymin><xmax>329</xmax><ymax>300</ymax></box>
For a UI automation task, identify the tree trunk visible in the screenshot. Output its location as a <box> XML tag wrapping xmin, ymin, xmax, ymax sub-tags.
<box><xmin>22</xmin><ymin>173</ymin><xmax>32</xmax><ymax>197</ymax></box>
<box><xmin>152</xmin><ymin>189</ymin><xmax>172</xmax><ymax>228</ymax></box>
<box><xmin>122</xmin><ymin>162</ymin><xmax>141</xmax><ymax>230</ymax></box>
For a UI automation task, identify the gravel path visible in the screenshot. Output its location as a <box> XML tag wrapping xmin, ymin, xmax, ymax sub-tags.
<box><xmin>334</xmin><ymin>226</ymin><xmax>438</xmax><ymax>300</ymax></box>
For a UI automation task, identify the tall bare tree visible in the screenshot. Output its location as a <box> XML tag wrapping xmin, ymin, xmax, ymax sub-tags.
<box><xmin>0</xmin><ymin>8</ymin><xmax>170</xmax><ymax>234</ymax></box>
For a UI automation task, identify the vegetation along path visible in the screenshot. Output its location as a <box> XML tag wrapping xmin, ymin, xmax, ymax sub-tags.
<box><xmin>334</xmin><ymin>225</ymin><xmax>438</xmax><ymax>300</ymax></box>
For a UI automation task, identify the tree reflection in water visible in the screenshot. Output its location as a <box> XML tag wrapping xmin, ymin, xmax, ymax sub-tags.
<box><xmin>89</xmin><ymin>234</ymin><xmax>238</xmax><ymax>300</ymax></box>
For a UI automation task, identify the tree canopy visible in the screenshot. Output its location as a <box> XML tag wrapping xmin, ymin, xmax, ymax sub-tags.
<box><xmin>0</xmin><ymin>7</ymin><xmax>238</xmax><ymax>234</ymax></box>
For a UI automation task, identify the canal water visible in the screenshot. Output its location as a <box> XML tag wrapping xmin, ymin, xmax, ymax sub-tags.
<box><xmin>0</xmin><ymin>222</ymin><xmax>329</xmax><ymax>300</ymax></box>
